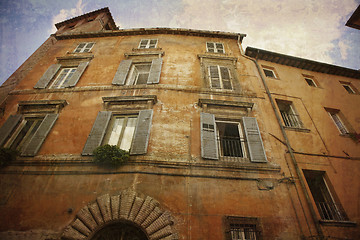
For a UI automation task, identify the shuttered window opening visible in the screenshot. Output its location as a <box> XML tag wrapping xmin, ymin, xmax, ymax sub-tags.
<box><xmin>82</xmin><ymin>110</ymin><xmax>153</xmax><ymax>156</ymax></box>
<box><xmin>230</xmin><ymin>224</ymin><xmax>259</xmax><ymax>240</ymax></box>
<box><xmin>34</xmin><ymin>62</ymin><xmax>89</xmax><ymax>89</ymax></box>
<box><xmin>0</xmin><ymin>114</ymin><xmax>58</xmax><ymax>156</ymax></box>
<box><xmin>74</xmin><ymin>42</ymin><xmax>95</xmax><ymax>53</ymax></box>
<box><xmin>216</xmin><ymin>121</ymin><xmax>246</xmax><ymax>159</ymax></box>
<box><xmin>126</xmin><ymin>63</ymin><xmax>151</xmax><ymax>85</ymax></box>
<box><xmin>341</xmin><ymin>83</ymin><xmax>356</xmax><ymax>94</ymax></box>
<box><xmin>200</xmin><ymin>114</ymin><xmax>267</xmax><ymax>163</ymax></box>
<box><xmin>50</xmin><ymin>68</ymin><xmax>77</xmax><ymax>89</ymax></box>
<box><xmin>102</xmin><ymin>115</ymin><xmax>137</xmax><ymax>151</ymax></box>
<box><xmin>206</xmin><ymin>42</ymin><xmax>225</xmax><ymax>53</ymax></box>
<box><xmin>138</xmin><ymin>39</ymin><xmax>158</xmax><ymax>49</ymax></box>
<box><xmin>112</xmin><ymin>58</ymin><xmax>162</xmax><ymax>85</ymax></box>
<box><xmin>208</xmin><ymin>65</ymin><xmax>232</xmax><ymax>90</ymax></box>
<box><xmin>4</xmin><ymin>117</ymin><xmax>43</xmax><ymax>152</ymax></box>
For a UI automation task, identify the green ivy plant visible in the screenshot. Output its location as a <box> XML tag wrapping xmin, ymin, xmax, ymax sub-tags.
<box><xmin>93</xmin><ymin>144</ymin><xmax>129</xmax><ymax>167</ymax></box>
<box><xmin>0</xmin><ymin>148</ymin><xmax>19</xmax><ymax>168</ymax></box>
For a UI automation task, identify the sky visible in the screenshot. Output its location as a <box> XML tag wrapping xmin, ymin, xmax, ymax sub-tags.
<box><xmin>0</xmin><ymin>0</ymin><xmax>359</xmax><ymax>86</ymax></box>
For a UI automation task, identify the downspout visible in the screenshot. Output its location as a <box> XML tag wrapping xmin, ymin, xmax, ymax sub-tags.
<box><xmin>237</xmin><ymin>35</ymin><xmax>324</xmax><ymax>239</ymax></box>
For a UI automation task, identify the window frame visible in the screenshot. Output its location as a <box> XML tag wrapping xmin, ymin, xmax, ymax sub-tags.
<box><xmin>206</xmin><ymin>42</ymin><xmax>225</xmax><ymax>53</ymax></box>
<box><xmin>305</xmin><ymin>77</ymin><xmax>317</xmax><ymax>87</ymax></box>
<box><xmin>49</xmin><ymin>67</ymin><xmax>77</xmax><ymax>89</ymax></box>
<box><xmin>215</xmin><ymin>120</ymin><xmax>247</xmax><ymax>159</ymax></box>
<box><xmin>303</xmin><ymin>170</ymin><xmax>348</xmax><ymax>222</ymax></box>
<box><xmin>224</xmin><ymin>216</ymin><xmax>262</xmax><ymax>240</ymax></box>
<box><xmin>126</xmin><ymin>62</ymin><xmax>152</xmax><ymax>85</ymax></box>
<box><xmin>327</xmin><ymin>111</ymin><xmax>349</xmax><ymax>135</ymax></box>
<box><xmin>102</xmin><ymin>114</ymin><xmax>138</xmax><ymax>151</ymax></box>
<box><xmin>3</xmin><ymin>116</ymin><xmax>43</xmax><ymax>152</ymax></box>
<box><xmin>74</xmin><ymin>42</ymin><xmax>95</xmax><ymax>53</ymax></box>
<box><xmin>276</xmin><ymin>100</ymin><xmax>303</xmax><ymax>129</ymax></box>
<box><xmin>341</xmin><ymin>83</ymin><xmax>356</xmax><ymax>94</ymax></box>
<box><xmin>138</xmin><ymin>39</ymin><xmax>158</xmax><ymax>49</ymax></box>
<box><xmin>208</xmin><ymin>65</ymin><xmax>233</xmax><ymax>90</ymax></box>
<box><xmin>262</xmin><ymin>67</ymin><xmax>277</xmax><ymax>79</ymax></box>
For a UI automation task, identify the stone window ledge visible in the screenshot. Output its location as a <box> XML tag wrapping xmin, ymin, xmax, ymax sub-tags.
<box><xmin>319</xmin><ymin>220</ymin><xmax>357</xmax><ymax>227</ymax></box>
<box><xmin>283</xmin><ymin>126</ymin><xmax>311</xmax><ymax>133</ymax></box>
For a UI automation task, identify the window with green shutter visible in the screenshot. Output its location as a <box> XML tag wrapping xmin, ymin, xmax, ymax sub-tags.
<box><xmin>112</xmin><ymin>58</ymin><xmax>162</xmax><ymax>85</ymax></box>
<box><xmin>34</xmin><ymin>61</ymin><xmax>89</xmax><ymax>89</ymax></box>
<box><xmin>82</xmin><ymin>110</ymin><xmax>153</xmax><ymax>156</ymax></box>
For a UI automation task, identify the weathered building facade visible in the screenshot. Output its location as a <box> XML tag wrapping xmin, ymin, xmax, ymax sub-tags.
<box><xmin>0</xmin><ymin>8</ymin><xmax>359</xmax><ymax>240</ymax></box>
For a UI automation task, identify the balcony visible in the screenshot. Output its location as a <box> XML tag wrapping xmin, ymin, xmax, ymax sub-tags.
<box><xmin>316</xmin><ymin>201</ymin><xmax>347</xmax><ymax>221</ymax></box>
<box><xmin>280</xmin><ymin>112</ymin><xmax>302</xmax><ymax>128</ymax></box>
<box><xmin>218</xmin><ymin>136</ymin><xmax>247</xmax><ymax>162</ymax></box>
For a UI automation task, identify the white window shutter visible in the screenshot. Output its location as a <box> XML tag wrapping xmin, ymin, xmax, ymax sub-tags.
<box><xmin>34</xmin><ymin>64</ymin><xmax>61</xmax><ymax>89</ymax></box>
<box><xmin>21</xmin><ymin>114</ymin><xmax>58</xmax><ymax>157</ymax></box>
<box><xmin>64</xmin><ymin>61</ymin><xmax>89</xmax><ymax>88</ymax></box>
<box><xmin>112</xmin><ymin>59</ymin><xmax>132</xmax><ymax>85</ymax></box>
<box><xmin>130</xmin><ymin>109</ymin><xmax>153</xmax><ymax>155</ymax></box>
<box><xmin>242</xmin><ymin>117</ymin><xmax>267</xmax><ymax>163</ymax></box>
<box><xmin>82</xmin><ymin>111</ymin><xmax>112</xmax><ymax>156</ymax></box>
<box><xmin>147</xmin><ymin>58</ymin><xmax>162</xmax><ymax>84</ymax></box>
<box><xmin>0</xmin><ymin>115</ymin><xmax>23</xmax><ymax>146</ymax></box>
<box><xmin>220</xmin><ymin>66</ymin><xmax>232</xmax><ymax>89</ymax></box>
<box><xmin>200</xmin><ymin>112</ymin><xmax>219</xmax><ymax>160</ymax></box>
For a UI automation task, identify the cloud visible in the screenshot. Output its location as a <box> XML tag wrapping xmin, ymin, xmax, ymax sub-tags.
<box><xmin>338</xmin><ymin>40</ymin><xmax>350</xmax><ymax>60</ymax></box>
<box><xmin>48</xmin><ymin>0</ymin><xmax>85</xmax><ymax>34</ymax></box>
<box><xmin>168</xmin><ymin>0</ymin><xmax>358</xmax><ymax>65</ymax></box>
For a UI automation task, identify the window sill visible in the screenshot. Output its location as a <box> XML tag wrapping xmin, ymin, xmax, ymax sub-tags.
<box><xmin>283</xmin><ymin>126</ymin><xmax>310</xmax><ymax>133</ymax></box>
<box><xmin>319</xmin><ymin>220</ymin><xmax>357</xmax><ymax>227</ymax></box>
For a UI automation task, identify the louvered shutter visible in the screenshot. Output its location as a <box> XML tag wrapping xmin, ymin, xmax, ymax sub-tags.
<box><xmin>147</xmin><ymin>58</ymin><xmax>162</xmax><ymax>84</ymax></box>
<box><xmin>34</xmin><ymin>64</ymin><xmax>61</xmax><ymax>89</ymax></box>
<box><xmin>200</xmin><ymin>112</ymin><xmax>219</xmax><ymax>160</ymax></box>
<box><xmin>82</xmin><ymin>111</ymin><xmax>112</xmax><ymax>156</ymax></box>
<box><xmin>220</xmin><ymin>67</ymin><xmax>232</xmax><ymax>89</ymax></box>
<box><xmin>0</xmin><ymin>115</ymin><xmax>23</xmax><ymax>146</ymax></box>
<box><xmin>130</xmin><ymin>109</ymin><xmax>153</xmax><ymax>155</ymax></box>
<box><xmin>209</xmin><ymin>65</ymin><xmax>221</xmax><ymax>88</ymax></box>
<box><xmin>21</xmin><ymin>114</ymin><xmax>58</xmax><ymax>156</ymax></box>
<box><xmin>64</xmin><ymin>61</ymin><xmax>89</xmax><ymax>88</ymax></box>
<box><xmin>112</xmin><ymin>59</ymin><xmax>132</xmax><ymax>85</ymax></box>
<box><xmin>242</xmin><ymin>117</ymin><xmax>267</xmax><ymax>163</ymax></box>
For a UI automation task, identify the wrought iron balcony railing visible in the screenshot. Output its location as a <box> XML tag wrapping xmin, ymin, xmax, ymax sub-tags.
<box><xmin>218</xmin><ymin>137</ymin><xmax>246</xmax><ymax>162</ymax></box>
<box><xmin>316</xmin><ymin>201</ymin><xmax>347</xmax><ymax>221</ymax></box>
<box><xmin>280</xmin><ymin>112</ymin><xmax>302</xmax><ymax>128</ymax></box>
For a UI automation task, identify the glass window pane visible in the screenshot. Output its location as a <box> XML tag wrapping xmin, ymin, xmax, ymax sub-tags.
<box><xmin>119</xmin><ymin>117</ymin><xmax>137</xmax><ymax>151</ymax></box>
<box><xmin>107</xmin><ymin>118</ymin><xmax>124</xmax><ymax>146</ymax></box>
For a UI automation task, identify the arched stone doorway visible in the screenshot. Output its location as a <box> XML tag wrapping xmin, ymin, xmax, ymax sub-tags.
<box><xmin>62</xmin><ymin>190</ymin><xmax>178</xmax><ymax>240</ymax></box>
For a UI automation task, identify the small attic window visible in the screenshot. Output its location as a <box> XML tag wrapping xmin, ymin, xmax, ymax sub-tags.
<box><xmin>68</xmin><ymin>24</ymin><xmax>76</xmax><ymax>29</ymax></box>
<box><xmin>87</xmin><ymin>18</ymin><xmax>95</xmax><ymax>22</ymax></box>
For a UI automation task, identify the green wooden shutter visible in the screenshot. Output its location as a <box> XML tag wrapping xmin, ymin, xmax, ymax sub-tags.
<box><xmin>82</xmin><ymin>111</ymin><xmax>112</xmax><ymax>156</ymax></box>
<box><xmin>21</xmin><ymin>114</ymin><xmax>58</xmax><ymax>156</ymax></box>
<box><xmin>147</xmin><ymin>58</ymin><xmax>162</xmax><ymax>84</ymax></box>
<box><xmin>200</xmin><ymin>112</ymin><xmax>219</xmax><ymax>160</ymax></box>
<box><xmin>0</xmin><ymin>115</ymin><xmax>23</xmax><ymax>146</ymax></box>
<box><xmin>34</xmin><ymin>64</ymin><xmax>61</xmax><ymax>89</ymax></box>
<box><xmin>242</xmin><ymin>117</ymin><xmax>267</xmax><ymax>163</ymax></box>
<box><xmin>130</xmin><ymin>109</ymin><xmax>153</xmax><ymax>155</ymax></box>
<box><xmin>112</xmin><ymin>59</ymin><xmax>132</xmax><ymax>85</ymax></box>
<box><xmin>64</xmin><ymin>61</ymin><xmax>89</xmax><ymax>88</ymax></box>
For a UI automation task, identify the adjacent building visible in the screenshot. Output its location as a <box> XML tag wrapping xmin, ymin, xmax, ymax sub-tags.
<box><xmin>0</xmin><ymin>7</ymin><xmax>359</xmax><ymax>240</ymax></box>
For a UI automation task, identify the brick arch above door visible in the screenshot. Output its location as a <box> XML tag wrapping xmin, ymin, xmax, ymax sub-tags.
<box><xmin>61</xmin><ymin>189</ymin><xmax>178</xmax><ymax>240</ymax></box>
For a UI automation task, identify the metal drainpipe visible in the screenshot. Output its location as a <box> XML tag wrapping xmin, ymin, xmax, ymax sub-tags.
<box><xmin>237</xmin><ymin>35</ymin><xmax>324</xmax><ymax>239</ymax></box>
